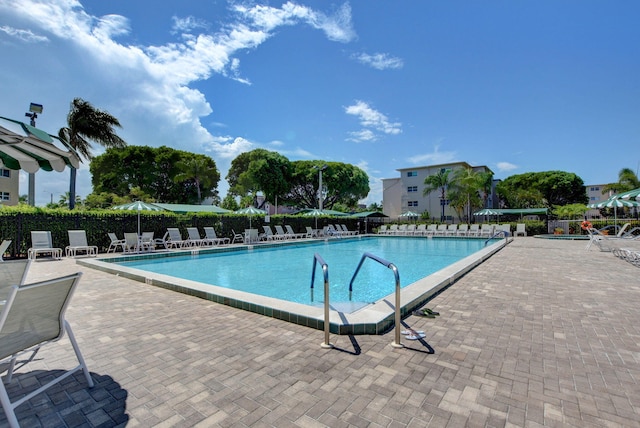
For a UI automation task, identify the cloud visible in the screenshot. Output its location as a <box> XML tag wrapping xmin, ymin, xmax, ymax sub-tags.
<box><xmin>345</xmin><ymin>100</ymin><xmax>402</xmax><ymax>142</ymax></box>
<box><xmin>407</xmin><ymin>145</ymin><xmax>458</xmax><ymax>165</ymax></box>
<box><xmin>171</xmin><ymin>16</ymin><xmax>209</xmax><ymax>34</ymax></box>
<box><xmin>496</xmin><ymin>161</ymin><xmax>518</xmax><ymax>172</ymax></box>
<box><xmin>352</xmin><ymin>52</ymin><xmax>403</xmax><ymax>70</ymax></box>
<box><xmin>0</xmin><ymin>25</ymin><xmax>49</xmax><ymax>43</ymax></box>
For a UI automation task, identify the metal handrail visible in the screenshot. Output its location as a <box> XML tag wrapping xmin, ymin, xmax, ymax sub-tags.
<box><xmin>348</xmin><ymin>252</ymin><xmax>403</xmax><ymax>348</ymax></box>
<box><xmin>484</xmin><ymin>229</ymin><xmax>509</xmax><ymax>246</ymax></box>
<box><xmin>311</xmin><ymin>253</ymin><xmax>332</xmax><ymax>348</ymax></box>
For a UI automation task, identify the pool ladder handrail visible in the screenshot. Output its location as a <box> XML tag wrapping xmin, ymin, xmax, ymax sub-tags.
<box><xmin>348</xmin><ymin>252</ymin><xmax>403</xmax><ymax>348</ymax></box>
<box><xmin>310</xmin><ymin>253</ymin><xmax>332</xmax><ymax>348</ymax></box>
<box><xmin>484</xmin><ymin>229</ymin><xmax>509</xmax><ymax>246</ymax></box>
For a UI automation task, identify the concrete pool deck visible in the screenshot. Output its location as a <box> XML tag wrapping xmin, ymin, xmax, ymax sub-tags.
<box><xmin>2</xmin><ymin>237</ymin><xmax>639</xmax><ymax>427</ymax></box>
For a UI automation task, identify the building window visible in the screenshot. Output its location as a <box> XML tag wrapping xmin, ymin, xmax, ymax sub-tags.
<box><xmin>408</xmin><ymin>201</ymin><xmax>419</xmax><ymax>207</ymax></box>
<box><xmin>440</xmin><ymin>168</ymin><xmax>452</xmax><ymax>174</ymax></box>
<box><xmin>0</xmin><ymin>169</ymin><xmax>10</xmax><ymax>178</ymax></box>
<box><xmin>0</xmin><ymin>192</ymin><xmax>10</xmax><ymax>201</ymax></box>
<box><xmin>407</xmin><ymin>186</ymin><xmax>418</xmax><ymax>192</ymax></box>
<box><xmin>590</xmin><ymin>186</ymin><xmax>600</xmax><ymax>191</ymax></box>
<box><xmin>406</xmin><ymin>171</ymin><xmax>417</xmax><ymax>177</ymax></box>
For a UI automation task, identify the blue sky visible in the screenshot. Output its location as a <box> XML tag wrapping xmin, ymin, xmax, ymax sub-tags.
<box><xmin>1</xmin><ymin>0</ymin><xmax>638</xmax><ymax>207</ymax></box>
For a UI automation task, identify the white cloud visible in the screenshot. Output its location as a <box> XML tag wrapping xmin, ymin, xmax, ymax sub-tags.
<box><xmin>496</xmin><ymin>161</ymin><xmax>518</xmax><ymax>172</ymax></box>
<box><xmin>0</xmin><ymin>25</ymin><xmax>49</xmax><ymax>43</ymax></box>
<box><xmin>407</xmin><ymin>145</ymin><xmax>458</xmax><ymax>165</ymax></box>
<box><xmin>171</xmin><ymin>16</ymin><xmax>208</xmax><ymax>34</ymax></box>
<box><xmin>345</xmin><ymin>100</ymin><xmax>401</xmax><ymax>142</ymax></box>
<box><xmin>353</xmin><ymin>52</ymin><xmax>403</xmax><ymax>70</ymax></box>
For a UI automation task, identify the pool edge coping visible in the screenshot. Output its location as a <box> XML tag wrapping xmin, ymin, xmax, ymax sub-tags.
<box><xmin>78</xmin><ymin>235</ymin><xmax>510</xmax><ymax>335</ymax></box>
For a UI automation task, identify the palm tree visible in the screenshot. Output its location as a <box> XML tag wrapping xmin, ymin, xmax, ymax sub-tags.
<box><xmin>423</xmin><ymin>170</ymin><xmax>452</xmax><ymax>222</ymax></box>
<box><xmin>174</xmin><ymin>157</ymin><xmax>216</xmax><ymax>204</ymax></box>
<box><xmin>58</xmin><ymin>98</ymin><xmax>126</xmax><ymax>209</ymax></box>
<box><xmin>449</xmin><ymin>168</ymin><xmax>484</xmax><ymax>223</ymax></box>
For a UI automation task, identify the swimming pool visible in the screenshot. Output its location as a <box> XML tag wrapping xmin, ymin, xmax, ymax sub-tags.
<box><xmin>114</xmin><ymin>237</ymin><xmax>489</xmax><ymax>306</ymax></box>
<box><xmin>79</xmin><ymin>235</ymin><xmax>508</xmax><ymax>335</ymax></box>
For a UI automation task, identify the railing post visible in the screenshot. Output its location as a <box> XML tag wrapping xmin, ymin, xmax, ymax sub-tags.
<box><xmin>349</xmin><ymin>252</ymin><xmax>403</xmax><ymax>348</ymax></box>
<box><xmin>311</xmin><ymin>253</ymin><xmax>333</xmax><ymax>348</ymax></box>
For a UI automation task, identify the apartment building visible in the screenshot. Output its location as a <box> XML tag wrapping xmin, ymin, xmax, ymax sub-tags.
<box><xmin>0</xmin><ymin>167</ymin><xmax>19</xmax><ymax>206</ymax></box>
<box><xmin>382</xmin><ymin>162</ymin><xmax>496</xmax><ymax>221</ymax></box>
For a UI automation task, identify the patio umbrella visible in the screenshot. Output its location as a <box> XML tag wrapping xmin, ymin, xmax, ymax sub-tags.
<box><xmin>302</xmin><ymin>208</ymin><xmax>346</xmax><ymax>228</ymax></box>
<box><xmin>0</xmin><ymin>116</ymin><xmax>80</xmax><ymax>173</ymax></box>
<box><xmin>112</xmin><ymin>201</ymin><xmax>164</xmax><ymax>235</ymax></box>
<box><xmin>588</xmin><ymin>197</ymin><xmax>640</xmax><ymax>229</ymax></box>
<box><xmin>235</xmin><ymin>206</ymin><xmax>266</xmax><ymax>229</ymax></box>
<box><xmin>399</xmin><ymin>210</ymin><xmax>419</xmax><ymax>222</ymax></box>
<box><xmin>615</xmin><ymin>187</ymin><xmax>640</xmax><ymax>202</ymax></box>
<box><xmin>473</xmin><ymin>208</ymin><xmax>502</xmax><ymax>223</ymax></box>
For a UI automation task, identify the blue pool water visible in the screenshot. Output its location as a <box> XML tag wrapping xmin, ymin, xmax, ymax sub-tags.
<box><xmin>114</xmin><ymin>237</ymin><xmax>491</xmax><ymax>306</ymax></box>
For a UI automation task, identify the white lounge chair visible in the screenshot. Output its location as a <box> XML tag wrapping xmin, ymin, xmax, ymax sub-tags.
<box><xmin>65</xmin><ymin>230</ymin><xmax>98</xmax><ymax>258</ymax></box>
<box><xmin>0</xmin><ymin>259</ymin><xmax>31</xmax><ymax>303</ymax></box>
<box><xmin>340</xmin><ymin>224</ymin><xmax>358</xmax><ymax>236</ymax></box>
<box><xmin>167</xmin><ymin>228</ymin><xmax>191</xmax><ymax>248</ymax></box>
<box><xmin>0</xmin><ymin>240</ymin><xmax>11</xmax><ymax>262</ymax></box>
<box><xmin>424</xmin><ymin>224</ymin><xmax>438</xmax><ymax>236</ymax></box>
<box><xmin>479</xmin><ymin>224</ymin><xmax>494</xmax><ymax>237</ymax></box>
<box><xmin>445</xmin><ymin>224</ymin><xmax>458</xmax><ymax>236</ymax></box>
<box><xmin>231</xmin><ymin>229</ymin><xmax>245</xmax><ymax>244</ymax></box>
<box><xmin>285</xmin><ymin>225</ymin><xmax>306</xmax><ymax>239</ymax></box>
<box><xmin>468</xmin><ymin>224</ymin><xmax>480</xmax><ymax>237</ymax></box>
<box><xmin>387</xmin><ymin>224</ymin><xmax>398</xmax><ymax>235</ymax></box>
<box><xmin>515</xmin><ymin>224</ymin><xmax>527</xmax><ymax>237</ymax></box>
<box><xmin>123</xmin><ymin>232</ymin><xmax>141</xmax><ymax>253</ymax></box>
<box><xmin>434</xmin><ymin>224</ymin><xmax>448</xmax><ymax>236</ymax></box>
<box><xmin>0</xmin><ymin>272</ymin><xmax>94</xmax><ymax>428</ymax></box>
<box><xmin>456</xmin><ymin>224</ymin><xmax>469</xmax><ymax>237</ymax></box>
<box><xmin>107</xmin><ymin>233</ymin><xmax>126</xmax><ymax>253</ymax></box>
<box><xmin>28</xmin><ymin>231</ymin><xmax>62</xmax><ymax>260</ymax></box>
<box><xmin>262</xmin><ymin>225</ymin><xmax>278</xmax><ymax>241</ymax></box>
<box><xmin>186</xmin><ymin>227</ymin><xmax>206</xmax><ymax>246</ymax></box>
<box><xmin>378</xmin><ymin>225</ymin><xmax>388</xmax><ymax>235</ymax></box>
<box><xmin>203</xmin><ymin>227</ymin><xmax>230</xmax><ymax>245</ymax></box>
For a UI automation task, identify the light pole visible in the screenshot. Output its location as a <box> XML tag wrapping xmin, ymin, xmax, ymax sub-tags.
<box><xmin>314</xmin><ymin>164</ymin><xmax>327</xmax><ymax>210</ymax></box>
<box><xmin>25</xmin><ymin>103</ymin><xmax>43</xmax><ymax>206</ymax></box>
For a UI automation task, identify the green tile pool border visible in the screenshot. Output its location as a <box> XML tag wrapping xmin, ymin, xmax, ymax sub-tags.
<box><xmin>78</xmin><ymin>235</ymin><xmax>509</xmax><ymax>335</ymax></box>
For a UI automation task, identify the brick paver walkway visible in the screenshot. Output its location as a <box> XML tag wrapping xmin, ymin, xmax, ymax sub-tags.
<box><xmin>2</xmin><ymin>237</ymin><xmax>639</xmax><ymax>427</ymax></box>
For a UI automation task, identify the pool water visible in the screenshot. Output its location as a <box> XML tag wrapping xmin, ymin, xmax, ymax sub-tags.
<box><xmin>115</xmin><ymin>237</ymin><xmax>491</xmax><ymax>306</ymax></box>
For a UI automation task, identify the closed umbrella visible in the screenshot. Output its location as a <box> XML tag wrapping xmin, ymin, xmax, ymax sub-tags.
<box><xmin>112</xmin><ymin>201</ymin><xmax>164</xmax><ymax>235</ymax></box>
<box><xmin>235</xmin><ymin>206</ymin><xmax>266</xmax><ymax>229</ymax></box>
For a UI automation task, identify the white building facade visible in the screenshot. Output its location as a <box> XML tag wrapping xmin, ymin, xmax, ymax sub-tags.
<box><xmin>0</xmin><ymin>168</ymin><xmax>19</xmax><ymax>206</ymax></box>
<box><xmin>382</xmin><ymin>162</ymin><xmax>496</xmax><ymax>222</ymax></box>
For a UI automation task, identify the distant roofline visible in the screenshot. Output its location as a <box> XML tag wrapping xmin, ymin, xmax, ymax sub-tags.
<box><xmin>395</xmin><ymin>161</ymin><xmax>494</xmax><ymax>175</ymax></box>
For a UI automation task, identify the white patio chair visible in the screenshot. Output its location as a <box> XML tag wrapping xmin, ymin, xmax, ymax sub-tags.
<box><xmin>107</xmin><ymin>233</ymin><xmax>126</xmax><ymax>253</ymax></box>
<box><xmin>203</xmin><ymin>227</ymin><xmax>230</xmax><ymax>245</ymax></box>
<box><xmin>515</xmin><ymin>224</ymin><xmax>527</xmax><ymax>237</ymax></box>
<box><xmin>0</xmin><ymin>272</ymin><xmax>94</xmax><ymax>428</ymax></box>
<box><xmin>285</xmin><ymin>225</ymin><xmax>306</xmax><ymax>239</ymax></box>
<box><xmin>0</xmin><ymin>240</ymin><xmax>11</xmax><ymax>262</ymax></box>
<box><xmin>186</xmin><ymin>227</ymin><xmax>206</xmax><ymax>247</ymax></box>
<box><xmin>65</xmin><ymin>230</ymin><xmax>98</xmax><ymax>258</ymax></box>
<box><xmin>28</xmin><ymin>231</ymin><xmax>62</xmax><ymax>260</ymax></box>
<box><xmin>456</xmin><ymin>224</ymin><xmax>469</xmax><ymax>237</ymax></box>
<box><xmin>167</xmin><ymin>228</ymin><xmax>191</xmax><ymax>248</ymax></box>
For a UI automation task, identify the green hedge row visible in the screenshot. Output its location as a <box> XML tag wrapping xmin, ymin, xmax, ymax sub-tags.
<box><xmin>0</xmin><ymin>208</ymin><xmax>376</xmax><ymax>259</ymax></box>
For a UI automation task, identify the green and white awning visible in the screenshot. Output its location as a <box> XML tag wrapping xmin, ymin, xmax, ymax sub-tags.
<box><xmin>0</xmin><ymin>116</ymin><xmax>80</xmax><ymax>173</ymax></box>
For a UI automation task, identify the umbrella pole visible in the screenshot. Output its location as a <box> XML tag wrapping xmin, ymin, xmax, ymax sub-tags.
<box><xmin>138</xmin><ymin>211</ymin><xmax>141</xmax><ymax>236</ymax></box>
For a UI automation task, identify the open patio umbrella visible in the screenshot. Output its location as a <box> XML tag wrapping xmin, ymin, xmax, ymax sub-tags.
<box><xmin>112</xmin><ymin>201</ymin><xmax>164</xmax><ymax>235</ymax></box>
<box><xmin>588</xmin><ymin>197</ymin><xmax>640</xmax><ymax>229</ymax></box>
<box><xmin>235</xmin><ymin>206</ymin><xmax>266</xmax><ymax>229</ymax></box>
<box><xmin>0</xmin><ymin>116</ymin><xmax>80</xmax><ymax>173</ymax></box>
<box><xmin>616</xmin><ymin>187</ymin><xmax>640</xmax><ymax>202</ymax></box>
<box><xmin>302</xmin><ymin>208</ymin><xmax>347</xmax><ymax>228</ymax></box>
<box><xmin>473</xmin><ymin>208</ymin><xmax>502</xmax><ymax>223</ymax></box>
<box><xmin>399</xmin><ymin>210</ymin><xmax>419</xmax><ymax>222</ymax></box>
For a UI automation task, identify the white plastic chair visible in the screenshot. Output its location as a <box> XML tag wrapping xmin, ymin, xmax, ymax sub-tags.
<box><xmin>0</xmin><ymin>272</ymin><xmax>94</xmax><ymax>428</ymax></box>
<box><xmin>28</xmin><ymin>231</ymin><xmax>62</xmax><ymax>260</ymax></box>
<box><xmin>65</xmin><ymin>230</ymin><xmax>98</xmax><ymax>257</ymax></box>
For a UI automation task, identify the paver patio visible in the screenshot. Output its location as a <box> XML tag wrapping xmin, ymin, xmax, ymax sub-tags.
<box><xmin>1</xmin><ymin>237</ymin><xmax>639</xmax><ymax>427</ymax></box>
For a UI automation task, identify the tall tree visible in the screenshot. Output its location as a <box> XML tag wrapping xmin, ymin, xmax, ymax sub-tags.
<box><xmin>58</xmin><ymin>98</ymin><xmax>126</xmax><ymax>209</ymax></box>
<box><xmin>496</xmin><ymin>171</ymin><xmax>587</xmax><ymax>208</ymax></box>
<box><xmin>423</xmin><ymin>170</ymin><xmax>452</xmax><ymax>221</ymax></box>
<box><xmin>602</xmin><ymin>167</ymin><xmax>640</xmax><ymax>196</ymax></box>
<box><xmin>174</xmin><ymin>156</ymin><xmax>220</xmax><ymax>203</ymax></box>
<box><xmin>448</xmin><ymin>168</ymin><xmax>484</xmax><ymax>222</ymax></box>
